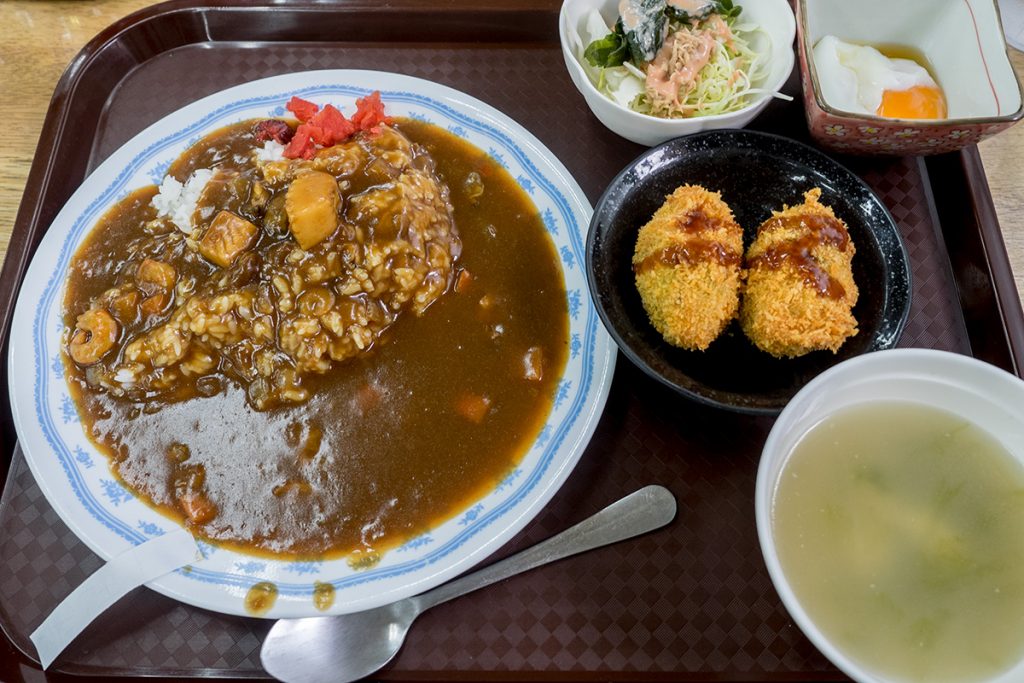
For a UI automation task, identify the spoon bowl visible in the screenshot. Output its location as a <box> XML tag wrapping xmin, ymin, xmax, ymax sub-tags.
<box><xmin>263</xmin><ymin>598</ymin><xmax>418</xmax><ymax>682</ymax></box>
<box><xmin>260</xmin><ymin>485</ymin><xmax>677</xmax><ymax>683</ymax></box>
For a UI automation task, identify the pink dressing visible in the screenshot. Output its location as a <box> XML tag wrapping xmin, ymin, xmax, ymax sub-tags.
<box><xmin>618</xmin><ymin>0</ymin><xmax>642</xmax><ymax>31</ymax></box>
<box><xmin>645</xmin><ymin>28</ymin><xmax>717</xmax><ymax>108</ymax></box>
<box><xmin>666</xmin><ymin>0</ymin><xmax>713</xmax><ymax>15</ymax></box>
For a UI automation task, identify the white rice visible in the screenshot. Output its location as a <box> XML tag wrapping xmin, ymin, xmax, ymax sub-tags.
<box><xmin>254</xmin><ymin>140</ymin><xmax>285</xmax><ymax>163</ymax></box>
<box><xmin>113</xmin><ymin>368</ymin><xmax>137</xmax><ymax>385</ymax></box>
<box><xmin>151</xmin><ymin>168</ymin><xmax>214</xmax><ymax>234</ymax></box>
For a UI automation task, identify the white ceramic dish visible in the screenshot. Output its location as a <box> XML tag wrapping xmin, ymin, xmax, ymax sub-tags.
<box><xmin>804</xmin><ymin>0</ymin><xmax>1021</xmax><ymax>119</ymax></box>
<box><xmin>798</xmin><ymin>0</ymin><xmax>1024</xmax><ymax>154</ymax></box>
<box><xmin>558</xmin><ymin>0</ymin><xmax>796</xmax><ymax>146</ymax></box>
<box><xmin>756</xmin><ymin>348</ymin><xmax>1024</xmax><ymax>683</ymax></box>
<box><xmin>7</xmin><ymin>69</ymin><xmax>616</xmax><ymax>619</ymax></box>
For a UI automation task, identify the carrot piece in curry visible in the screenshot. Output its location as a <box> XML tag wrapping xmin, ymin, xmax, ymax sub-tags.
<box><xmin>455</xmin><ymin>392</ymin><xmax>492</xmax><ymax>423</ymax></box>
<box><xmin>354</xmin><ymin>383</ymin><xmax>382</xmax><ymax>414</ymax></box>
<box><xmin>454</xmin><ymin>269</ymin><xmax>473</xmax><ymax>293</ymax></box>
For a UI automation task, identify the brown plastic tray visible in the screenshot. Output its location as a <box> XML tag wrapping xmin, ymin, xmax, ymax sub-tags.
<box><xmin>1</xmin><ymin>1</ymin><xmax>1023</xmax><ymax>681</ymax></box>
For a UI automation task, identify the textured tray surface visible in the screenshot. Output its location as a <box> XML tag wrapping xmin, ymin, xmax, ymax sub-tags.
<box><xmin>0</xmin><ymin>39</ymin><xmax>968</xmax><ymax>680</ymax></box>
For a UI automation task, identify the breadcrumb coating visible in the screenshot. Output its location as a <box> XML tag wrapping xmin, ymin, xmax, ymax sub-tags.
<box><xmin>740</xmin><ymin>188</ymin><xmax>858</xmax><ymax>358</ymax></box>
<box><xmin>633</xmin><ymin>185</ymin><xmax>744</xmax><ymax>350</ymax></box>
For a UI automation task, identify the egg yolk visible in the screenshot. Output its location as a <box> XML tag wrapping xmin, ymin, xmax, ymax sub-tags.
<box><xmin>876</xmin><ymin>85</ymin><xmax>947</xmax><ymax>119</ymax></box>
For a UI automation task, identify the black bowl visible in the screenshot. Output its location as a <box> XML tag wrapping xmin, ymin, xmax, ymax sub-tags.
<box><xmin>586</xmin><ymin>130</ymin><xmax>912</xmax><ymax>415</ymax></box>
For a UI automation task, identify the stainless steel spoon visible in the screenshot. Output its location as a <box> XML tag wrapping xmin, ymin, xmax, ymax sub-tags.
<box><xmin>260</xmin><ymin>485</ymin><xmax>676</xmax><ymax>683</ymax></box>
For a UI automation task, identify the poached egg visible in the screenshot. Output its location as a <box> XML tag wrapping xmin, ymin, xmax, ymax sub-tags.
<box><xmin>812</xmin><ymin>35</ymin><xmax>947</xmax><ymax>120</ymax></box>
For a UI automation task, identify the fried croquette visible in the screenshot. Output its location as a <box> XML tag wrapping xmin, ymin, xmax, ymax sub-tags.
<box><xmin>740</xmin><ymin>188</ymin><xmax>858</xmax><ymax>358</ymax></box>
<box><xmin>633</xmin><ymin>184</ymin><xmax>744</xmax><ymax>350</ymax></box>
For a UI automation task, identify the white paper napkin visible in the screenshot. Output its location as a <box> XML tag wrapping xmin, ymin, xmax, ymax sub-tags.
<box><xmin>29</xmin><ymin>527</ymin><xmax>199</xmax><ymax>669</ymax></box>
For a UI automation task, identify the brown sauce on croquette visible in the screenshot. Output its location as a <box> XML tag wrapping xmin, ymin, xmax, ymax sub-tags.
<box><xmin>759</xmin><ymin>213</ymin><xmax>850</xmax><ymax>249</ymax></box>
<box><xmin>633</xmin><ymin>239</ymin><xmax>742</xmax><ymax>274</ymax></box>
<box><xmin>672</xmin><ymin>209</ymin><xmax>722</xmax><ymax>234</ymax></box>
<box><xmin>749</xmin><ymin>214</ymin><xmax>850</xmax><ymax>299</ymax></box>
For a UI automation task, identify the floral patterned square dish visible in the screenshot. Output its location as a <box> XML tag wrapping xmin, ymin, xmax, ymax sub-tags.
<box><xmin>798</xmin><ymin>0</ymin><xmax>1023</xmax><ymax>155</ymax></box>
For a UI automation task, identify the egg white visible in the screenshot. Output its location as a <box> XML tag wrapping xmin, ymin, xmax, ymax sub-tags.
<box><xmin>813</xmin><ymin>35</ymin><xmax>939</xmax><ymax>116</ymax></box>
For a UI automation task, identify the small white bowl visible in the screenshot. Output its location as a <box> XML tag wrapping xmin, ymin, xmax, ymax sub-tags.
<box><xmin>559</xmin><ymin>0</ymin><xmax>796</xmax><ymax>146</ymax></box>
<box><xmin>756</xmin><ymin>349</ymin><xmax>1024</xmax><ymax>683</ymax></box>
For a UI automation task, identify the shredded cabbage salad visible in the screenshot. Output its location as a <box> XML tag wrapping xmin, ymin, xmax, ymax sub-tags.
<box><xmin>579</xmin><ymin>0</ymin><xmax>771</xmax><ymax>119</ymax></box>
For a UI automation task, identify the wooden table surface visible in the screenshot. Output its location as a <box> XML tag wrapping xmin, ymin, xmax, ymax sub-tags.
<box><xmin>2</xmin><ymin>0</ymin><xmax>1023</xmax><ymax>294</ymax></box>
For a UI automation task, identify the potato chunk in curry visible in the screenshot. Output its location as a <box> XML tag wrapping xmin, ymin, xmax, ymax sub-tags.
<box><xmin>66</xmin><ymin>123</ymin><xmax>462</xmax><ymax>411</ymax></box>
<box><xmin>285</xmin><ymin>171</ymin><xmax>340</xmax><ymax>250</ymax></box>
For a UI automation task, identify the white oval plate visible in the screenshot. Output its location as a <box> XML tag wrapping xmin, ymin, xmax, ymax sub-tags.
<box><xmin>8</xmin><ymin>70</ymin><xmax>615</xmax><ymax>618</ymax></box>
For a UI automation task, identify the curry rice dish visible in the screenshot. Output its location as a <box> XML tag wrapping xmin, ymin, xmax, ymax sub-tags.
<box><xmin>62</xmin><ymin>110</ymin><xmax>568</xmax><ymax>560</ymax></box>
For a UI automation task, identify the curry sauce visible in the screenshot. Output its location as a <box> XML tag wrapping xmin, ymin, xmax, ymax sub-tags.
<box><xmin>63</xmin><ymin>118</ymin><xmax>568</xmax><ymax>560</ymax></box>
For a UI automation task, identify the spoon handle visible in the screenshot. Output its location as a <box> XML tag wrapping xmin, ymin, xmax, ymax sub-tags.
<box><xmin>416</xmin><ymin>485</ymin><xmax>676</xmax><ymax>611</ymax></box>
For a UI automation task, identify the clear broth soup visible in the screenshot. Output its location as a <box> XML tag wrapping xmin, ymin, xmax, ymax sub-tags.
<box><xmin>773</xmin><ymin>401</ymin><xmax>1024</xmax><ymax>683</ymax></box>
